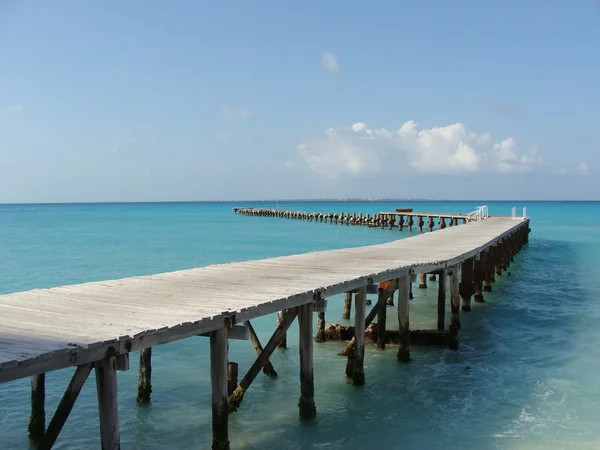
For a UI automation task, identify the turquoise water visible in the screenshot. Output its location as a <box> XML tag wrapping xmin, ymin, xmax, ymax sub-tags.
<box><xmin>1</xmin><ymin>201</ymin><xmax>600</xmax><ymax>449</ymax></box>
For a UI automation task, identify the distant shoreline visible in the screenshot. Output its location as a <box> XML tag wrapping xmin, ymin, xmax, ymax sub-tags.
<box><xmin>1</xmin><ymin>199</ymin><xmax>599</xmax><ymax>206</ymax></box>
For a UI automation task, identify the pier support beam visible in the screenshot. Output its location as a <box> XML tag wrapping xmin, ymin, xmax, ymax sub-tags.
<box><xmin>316</xmin><ymin>310</ymin><xmax>326</xmax><ymax>343</ymax></box>
<box><xmin>245</xmin><ymin>320</ymin><xmax>278</xmax><ymax>378</ymax></box>
<box><xmin>473</xmin><ymin>256</ymin><xmax>485</xmax><ymax>303</ymax></box>
<box><xmin>459</xmin><ymin>258</ymin><xmax>474</xmax><ymax>312</ymax></box>
<box><xmin>277</xmin><ymin>311</ymin><xmax>287</xmax><ymax>348</ymax></box>
<box><xmin>449</xmin><ymin>266</ymin><xmax>461</xmax><ymax>350</ymax></box>
<box><xmin>418</xmin><ymin>273</ymin><xmax>427</xmax><ymax>289</ymax></box>
<box><xmin>38</xmin><ymin>364</ymin><xmax>93</xmax><ymax>450</ymax></box>
<box><xmin>229</xmin><ymin>309</ymin><xmax>298</xmax><ymax>411</ymax></box>
<box><xmin>210</xmin><ymin>328</ymin><xmax>230</xmax><ymax>450</ymax></box>
<box><xmin>95</xmin><ymin>357</ymin><xmax>120</xmax><ymax>450</ymax></box>
<box><xmin>437</xmin><ymin>269</ymin><xmax>447</xmax><ymax>331</ymax></box>
<box><xmin>137</xmin><ymin>348</ymin><xmax>152</xmax><ymax>403</ymax></box>
<box><xmin>397</xmin><ymin>275</ymin><xmax>411</xmax><ymax>362</ymax></box>
<box><xmin>377</xmin><ymin>287</ymin><xmax>387</xmax><ymax>349</ymax></box>
<box><xmin>429</xmin><ymin>273</ymin><xmax>437</xmax><ymax>281</ymax></box>
<box><xmin>342</xmin><ymin>292</ymin><xmax>352</xmax><ymax>320</ymax></box>
<box><xmin>483</xmin><ymin>247</ymin><xmax>494</xmax><ymax>292</ymax></box>
<box><xmin>353</xmin><ymin>286</ymin><xmax>367</xmax><ymax>385</ymax></box>
<box><xmin>298</xmin><ymin>301</ymin><xmax>317</xmax><ymax>419</ymax></box>
<box><xmin>227</xmin><ymin>362</ymin><xmax>238</xmax><ymax>396</ymax></box>
<box><xmin>28</xmin><ymin>373</ymin><xmax>45</xmax><ymax>444</ymax></box>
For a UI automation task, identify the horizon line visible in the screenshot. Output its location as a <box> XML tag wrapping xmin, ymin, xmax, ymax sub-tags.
<box><xmin>1</xmin><ymin>198</ymin><xmax>599</xmax><ymax>205</ymax></box>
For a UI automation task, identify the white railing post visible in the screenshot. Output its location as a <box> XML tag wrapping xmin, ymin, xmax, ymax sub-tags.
<box><xmin>523</xmin><ymin>207</ymin><xmax>527</xmax><ymax>218</ymax></box>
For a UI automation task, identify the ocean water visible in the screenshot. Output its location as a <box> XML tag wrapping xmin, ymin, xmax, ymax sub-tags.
<box><xmin>1</xmin><ymin>200</ymin><xmax>600</xmax><ymax>450</ymax></box>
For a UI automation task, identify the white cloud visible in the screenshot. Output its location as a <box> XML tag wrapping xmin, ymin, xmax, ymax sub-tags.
<box><xmin>8</xmin><ymin>103</ymin><xmax>24</xmax><ymax>114</ymax></box>
<box><xmin>220</xmin><ymin>106</ymin><xmax>252</xmax><ymax>120</ymax></box>
<box><xmin>110</xmin><ymin>135</ymin><xmax>138</xmax><ymax>155</ymax></box>
<box><xmin>321</xmin><ymin>52</ymin><xmax>340</xmax><ymax>72</ymax></box>
<box><xmin>297</xmin><ymin>121</ymin><xmax>542</xmax><ymax>179</ymax></box>
<box><xmin>578</xmin><ymin>161</ymin><xmax>589</xmax><ymax>175</ymax></box>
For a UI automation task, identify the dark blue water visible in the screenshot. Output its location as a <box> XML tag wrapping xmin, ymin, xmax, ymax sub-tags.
<box><xmin>1</xmin><ymin>201</ymin><xmax>599</xmax><ymax>449</ymax></box>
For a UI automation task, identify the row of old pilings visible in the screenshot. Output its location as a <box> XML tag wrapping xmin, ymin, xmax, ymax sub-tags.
<box><xmin>233</xmin><ymin>207</ymin><xmax>471</xmax><ymax>231</ymax></box>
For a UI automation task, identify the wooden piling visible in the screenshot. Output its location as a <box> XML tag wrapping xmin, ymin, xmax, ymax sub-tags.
<box><xmin>448</xmin><ymin>266</ymin><xmax>461</xmax><ymax>350</ymax></box>
<box><xmin>459</xmin><ymin>258</ymin><xmax>474</xmax><ymax>312</ymax></box>
<box><xmin>227</xmin><ymin>362</ymin><xmax>238</xmax><ymax>396</ymax></box>
<box><xmin>298</xmin><ymin>302</ymin><xmax>317</xmax><ymax>419</ymax></box>
<box><xmin>277</xmin><ymin>310</ymin><xmax>287</xmax><ymax>348</ymax></box>
<box><xmin>397</xmin><ymin>275</ymin><xmax>411</xmax><ymax>362</ymax></box>
<box><xmin>429</xmin><ymin>273</ymin><xmax>437</xmax><ymax>281</ymax></box>
<box><xmin>136</xmin><ymin>348</ymin><xmax>152</xmax><ymax>403</ymax></box>
<box><xmin>376</xmin><ymin>288</ymin><xmax>387</xmax><ymax>349</ymax></box>
<box><xmin>437</xmin><ymin>269</ymin><xmax>446</xmax><ymax>331</ymax></box>
<box><xmin>483</xmin><ymin>247</ymin><xmax>494</xmax><ymax>291</ymax></box>
<box><xmin>342</xmin><ymin>292</ymin><xmax>352</xmax><ymax>320</ymax></box>
<box><xmin>315</xmin><ymin>311</ymin><xmax>326</xmax><ymax>343</ymax></box>
<box><xmin>28</xmin><ymin>373</ymin><xmax>45</xmax><ymax>444</ymax></box>
<box><xmin>473</xmin><ymin>255</ymin><xmax>485</xmax><ymax>303</ymax></box>
<box><xmin>95</xmin><ymin>357</ymin><xmax>120</xmax><ymax>450</ymax></box>
<box><xmin>427</xmin><ymin>216</ymin><xmax>434</xmax><ymax>232</ymax></box>
<box><xmin>210</xmin><ymin>328</ymin><xmax>230</xmax><ymax>450</ymax></box>
<box><xmin>353</xmin><ymin>286</ymin><xmax>367</xmax><ymax>386</ymax></box>
<box><xmin>418</xmin><ymin>273</ymin><xmax>427</xmax><ymax>289</ymax></box>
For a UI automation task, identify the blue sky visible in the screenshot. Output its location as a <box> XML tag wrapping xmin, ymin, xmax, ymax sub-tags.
<box><xmin>1</xmin><ymin>0</ymin><xmax>598</xmax><ymax>202</ymax></box>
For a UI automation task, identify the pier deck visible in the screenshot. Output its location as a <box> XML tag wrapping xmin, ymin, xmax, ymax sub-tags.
<box><xmin>0</xmin><ymin>216</ymin><xmax>526</xmax><ymax>385</ymax></box>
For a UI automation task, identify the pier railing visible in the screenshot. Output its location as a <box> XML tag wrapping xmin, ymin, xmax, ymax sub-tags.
<box><xmin>467</xmin><ymin>205</ymin><xmax>489</xmax><ymax>222</ymax></box>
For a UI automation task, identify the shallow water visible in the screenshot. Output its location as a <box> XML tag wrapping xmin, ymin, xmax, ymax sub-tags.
<box><xmin>1</xmin><ymin>201</ymin><xmax>599</xmax><ymax>449</ymax></box>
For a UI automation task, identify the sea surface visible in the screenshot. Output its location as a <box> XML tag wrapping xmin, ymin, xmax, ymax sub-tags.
<box><xmin>1</xmin><ymin>200</ymin><xmax>599</xmax><ymax>450</ymax></box>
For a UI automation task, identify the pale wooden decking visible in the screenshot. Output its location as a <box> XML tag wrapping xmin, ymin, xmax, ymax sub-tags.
<box><xmin>0</xmin><ymin>217</ymin><xmax>528</xmax><ymax>384</ymax></box>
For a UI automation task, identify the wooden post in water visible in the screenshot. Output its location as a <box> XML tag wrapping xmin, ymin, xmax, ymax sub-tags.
<box><xmin>353</xmin><ymin>286</ymin><xmax>367</xmax><ymax>386</ymax></box>
<box><xmin>459</xmin><ymin>258</ymin><xmax>475</xmax><ymax>312</ymax></box>
<box><xmin>137</xmin><ymin>348</ymin><xmax>152</xmax><ymax>403</ymax></box>
<box><xmin>427</xmin><ymin>216</ymin><xmax>434</xmax><ymax>232</ymax></box>
<box><xmin>473</xmin><ymin>255</ymin><xmax>485</xmax><ymax>303</ymax></box>
<box><xmin>397</xmin><ymin>275</ymin><xmax>411</xmax><ymax>362</ymax></box>
<box><xmin>298</xmin><ymin>301</ymin><xmax>317</xmax><ymax>419</ymax></box>
<box><xmin>429</xmin><ymin>273</ymin><xmax>437</xmax><ymax>281</ymax></box>
<box><xmin>398</xmin><ymin>215</ymin><xmax>404</xmax><ymax>231</ymax></box>
<box><xmin>437</xmin><ymin>269</ymin><xmax>447</xmax><ymax>330</ymax></box>
<box><xmin>316</xmin><ymin>308</ymin><xmax>326</xmax><ymax>343</ymax></box>
<box><xmin>417</xmin><ymin>215</ymin><xmax>424</xmax><ymax>232</ymax></box>
<box><xmin>483</xmin><ymin>247</ymin><xmax>494</xmax><ymax>291</ymax></box>
<box><xmin>227</xmin><ymin>363</ymin><xmax>238</xmax><ymax>396</ymax></box>
<box><xmin>377</xmin><ymin>288</ymin><xmax>387</xmax><ymax>349</ymax></box>
<box><xmin>418</xmin><ymin>273</ymin><xmax>427</xmax><ymax>289</ymax></box>
<box><xmin>448</xmin><ymin>266</ymin><xmax>461</xmax><ymax>350</ymax></box>
<box><xmin>210</xmin><ymin>328</ymin><xmax>230</xmax><ymax>450</ymax></box>
<box><xmin>28</xmin><ymin>373</ymin><xmax>45</xmax><ymax>444</ymax></box>
<box><xmin>95</xmin><ymin>357</ymin><xmax>120</xmax><ymax>450</ymax></box>
<box><xmin>277</xmin><ymin>311</ymin><xmax>287</xmax><ymax>348</ymax></box>
<box><xmin>342</xmin><ymin>292</ymin><xmax>352</xmax><ymax>320</ymax></box>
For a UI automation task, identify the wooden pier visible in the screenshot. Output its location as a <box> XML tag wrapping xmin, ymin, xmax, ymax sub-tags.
<box><xmin>0</xmin><ymin>210</ymin><xmax>530</xmax><ymax>449</ymax></box>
